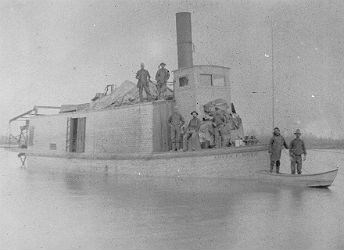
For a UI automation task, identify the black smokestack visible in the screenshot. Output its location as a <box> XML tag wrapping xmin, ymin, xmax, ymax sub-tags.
<box><xmin>176</xmin><ymin>12</ymin><xmax>193</xmax><ymax>69</ymax></box>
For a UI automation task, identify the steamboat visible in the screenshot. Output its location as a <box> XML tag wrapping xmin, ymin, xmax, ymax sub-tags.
<box><xmin>9</xmin><ymin>12</ymin><xmax>269</xmax><ymax>179</ymax></box>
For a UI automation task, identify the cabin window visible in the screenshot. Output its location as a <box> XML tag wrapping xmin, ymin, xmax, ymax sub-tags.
<box><xmin>200</xmin><ymin>74</ymin><xmax>212</xmax><ymax>86</ymax></box>
<box><xmin>212</xmin><ymin>74</ymin><xmax>226</xmax><ymax>86</ymax></box>
<box><xmin>49</xmin><ymin>143</ymin><xmax>57</xmax><ymax>150</ymax></box>
<box><xmin>179</xmin><ymin>76</ymin><xmax>189</xmax><ymax>87</ymax></box>
<box><xmin>66</xmin><ymin>117</ymin><xmax>86</xmax><ymax>153</ymax></box>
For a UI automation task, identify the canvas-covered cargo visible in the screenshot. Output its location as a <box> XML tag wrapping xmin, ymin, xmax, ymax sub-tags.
<box><xmin>89</xmin><ymin>81</ymin><xmax>174</xmax><ymax>111</ymax></box>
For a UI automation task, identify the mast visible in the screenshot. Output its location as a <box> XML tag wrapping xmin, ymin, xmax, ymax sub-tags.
<box><xmin>270</xmin><ymin>16</ymin><xmax>275</xmax><ymax>129</ymax></box>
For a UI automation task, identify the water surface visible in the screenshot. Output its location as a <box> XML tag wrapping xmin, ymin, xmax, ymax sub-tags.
<box><xmin>1</xmin><ymin>149</ymin><xmax>343</xmax><ymax>250</ymax></box>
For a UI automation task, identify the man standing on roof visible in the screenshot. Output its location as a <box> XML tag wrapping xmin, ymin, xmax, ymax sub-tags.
<box><xmin>289</xmin><ymin>129</ymin><xmax>307</xmax><ymax>174</ymax></box>
<box><xmin>155</xmin><ymin>62</ymin><xmax>170</xmax><ymax>100</ymax></box>
<box><xmin>168</xmin><ymin>106</ymin><xmax>185</xmax><ymax>152</ymax></box>
<box><xmin>269</xmin><ymin>127</ymin><xmax>288</xmax><ymax>173</ymax></box>
<box><xmin>136</xmin><ymin>63</ymin><xmax>152</xmax><ymax>102</ymax></box>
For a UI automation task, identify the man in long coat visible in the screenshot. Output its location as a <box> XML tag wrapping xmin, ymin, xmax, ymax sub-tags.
<box><xmin>268</xmin><ymin>127</ymin><xmax>288</xmax><ymax>173</ymax></box>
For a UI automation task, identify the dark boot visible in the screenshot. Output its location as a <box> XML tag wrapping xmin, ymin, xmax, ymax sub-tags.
<box><xmin>175</xmin><ymin>141</ymin><xmax>180</xmax><ymax>151</ymax></box>
<box><xmin>276</xmin><ymin>160</ymin><xmax>280</xmax><ymax>174</ymax></box>
<box><xmin>270</xmin><ymin>162</ymin><xmax>274</xmax><ymax>173</ymax></box>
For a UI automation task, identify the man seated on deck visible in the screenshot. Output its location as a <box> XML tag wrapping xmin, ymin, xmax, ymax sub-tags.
<box><xmin>183</xmin><ymin>111</ymin><xmax>201</xmax><ymax>151</ymax></box>
<box><xmin>199</xmin><ymin>116</ymin><xmax>215</xmax><ymax>149</ymax></box>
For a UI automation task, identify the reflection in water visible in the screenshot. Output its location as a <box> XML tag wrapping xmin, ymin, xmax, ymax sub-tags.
<box><xmin>0</xmin><ymin>149</ymin><xmax>344</xmax><ymax>250</ymax></box>
<box><xmin>64</xmin><ymin>173</ymin><xmax>85</xmax><ymax>191</ymax></box>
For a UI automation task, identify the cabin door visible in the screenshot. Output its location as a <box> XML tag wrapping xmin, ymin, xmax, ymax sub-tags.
<box><xmin>76</xmin><ymin>117</ymin><xmax>86</xmax><ymax>153</ymax></box>
<box><xmin>66</xmin><ymin>117</ymin><xmax>86</xmax><ymax>153</ymax></box>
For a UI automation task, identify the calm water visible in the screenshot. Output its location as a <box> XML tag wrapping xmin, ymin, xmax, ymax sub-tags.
<box><xmin>1</xmin><ymin>149</ymin><xmax>344</xmax><ymax>250</ymax></box>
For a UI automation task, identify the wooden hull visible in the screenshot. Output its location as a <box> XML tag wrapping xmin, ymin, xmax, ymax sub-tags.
<box><xmin>10</xmin><ymin>145</ymin><xmax>269</xmax><ymax>179</ymax></box>
<box><xmin>257</xmin><ymin>168</ymin><xmax>338</xmax><ymax>187</ymax></box>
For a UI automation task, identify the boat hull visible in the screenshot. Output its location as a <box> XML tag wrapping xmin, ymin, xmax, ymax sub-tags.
<box><xmin>257</xmin><ymin>169</ymin><xmax>339</xmax><ymax>187</ymax></box>
<box><xmin>12</xmin><ymin>145</ymin><xmax>270</xmax><ymax>179</ymax></box>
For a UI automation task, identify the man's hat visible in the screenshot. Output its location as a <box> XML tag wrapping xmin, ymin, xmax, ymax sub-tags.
<box><xmin>274</xmin><ymin>127</ymin><xmax>280</xmax><ymax>130</ymax></box>
<box><xmin>294</xmin><ymin>129</ymin><xmax>301</xmax><ymax>134</ymax></box>
<box><xmin>191</xmin><ymin>111</ymin><xmax>198</xmax><ymax>115</ymax></box>
<box><xmin>160</xmin><ymin>62</ymin><xmax>166</xmax><ymax>66</ymax></box>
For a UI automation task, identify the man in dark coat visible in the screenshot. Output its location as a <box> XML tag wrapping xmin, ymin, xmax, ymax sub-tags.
<box><xmin>136</xmin><ymin>63</ymin><xmax>152</xmax><ymax>102</ymax></box>
<box><xmin>289</xmin><ymin>129</ymin><xmax>307</xmax><ymax>174</ymax></box>
<box><xmin>269</xmin><ymin>127</ymin><xmax>288</xmax><ymax>173</ymax></box>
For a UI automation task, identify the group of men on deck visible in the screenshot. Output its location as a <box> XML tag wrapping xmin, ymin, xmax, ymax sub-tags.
<box><xmin>135</xmin><ymin>62</ymin><xmax>170</xmax><ymax>102</ymax></box>
<box><xmin>168</xmin><ymin>107</ymin><xmax>242</xmax><ymax>152</ymax></box>
<box><xmin>269</xmin><ymin>127</ymin><xmax>307</xmax><ymax>175</ymax></box>
<box><xmin>168</xmin><ymin>108</ymin><xmax>200</xmax><ymax>152</ymax></box>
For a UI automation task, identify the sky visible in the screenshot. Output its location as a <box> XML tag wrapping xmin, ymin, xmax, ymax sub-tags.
<box><xmin>1</xmin><ymin>0</ymin><xmax>343</xmax><ymax>138</ymax></box>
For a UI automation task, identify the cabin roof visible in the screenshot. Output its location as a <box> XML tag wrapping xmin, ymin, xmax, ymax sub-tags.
<box><xmin>172</xmin><ymin>64</ymin><xmax>230</xmax><ymax>73</ymax></box>
<box><xmin>27</xmin><ymin>100</ymin><xmax>175</xmax><ymax>120</ymax></box>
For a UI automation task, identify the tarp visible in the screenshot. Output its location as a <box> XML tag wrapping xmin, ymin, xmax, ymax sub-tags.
<box><xmin>201</xmin><ymin>99</ymin><xmax>244</xmax><ymax>140</ymax></box>
<box><xmin>203</xmin><ymin>98</ymin><xmax>229</xmax><ymax>114</ymax></box>
<box><xmin>89</xmin><ymin>80</ymin><xmax>173</xmax><ymax>110</ymax></box>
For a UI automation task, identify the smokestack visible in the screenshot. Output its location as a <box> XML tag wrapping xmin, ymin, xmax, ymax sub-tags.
<box><xmin>176</xmin><ymin>12</ymin><xmax>193</xmax><ymax>69</ymax></box>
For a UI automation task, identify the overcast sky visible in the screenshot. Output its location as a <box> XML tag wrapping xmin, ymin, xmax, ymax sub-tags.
<box><xmin>1</xmin><ymin>0</ymin><xmax>343</xmax><ymax>138</ymax></box>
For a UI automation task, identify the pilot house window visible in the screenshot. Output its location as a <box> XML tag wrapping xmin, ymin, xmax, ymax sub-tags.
<box><xmin>212</xmin><ymin>74</ymin><xmax>225</xmax><ymax>86</ymax></box>
<box><xmin>200</xmin><ymin>74</ymin><xmax>226</xmax><ymax>87</ymax></box>
<box><xmin>179</xmin><ymin>76</ymin><xmax>189</xmax><ymax>87</ymax></box>
<box><xmin>200</xmin><ymin>74</ymin><xmax>212</xmax><ymax>86</ymax></box>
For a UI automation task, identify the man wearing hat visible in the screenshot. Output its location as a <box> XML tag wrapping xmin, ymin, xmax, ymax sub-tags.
<box><xmin>289</xmin><ymin>129</ymin><xmax>307</xmax><ymax>174</ymax></box>
<box><xmin>136</xmin><ymin>63</ymin><xmax>152</xmax><ymax>102</ymax></box>
<box><xmin>155</xmin><ymin>62</ymin><xmax>170</xmax><ymax>100</ymax></box>
<box><xmin>212</xmin><ymin>107</ymin><xmax>226</xmax><ymax>148</ymax></box>
<box><xmin>268</xmin><ymin>127</ymin><xmax>288</xmax><ymax>173</ymax></box>
<box><xmin>183</xmin><ymin>111</ymin><xmax>201</xmax><ymax>151</ymax></box>
<box><xmin>168</xmin><ymin>106</ymin><xmax>185</xmax><ymax>151</ymax></box>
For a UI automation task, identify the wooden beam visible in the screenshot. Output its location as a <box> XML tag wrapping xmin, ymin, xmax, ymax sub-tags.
<box><xmin>9</xmin><ymin>109</ymin><xmax>35</xmax><ymax>123</ymax></box>
<box><xmin>34</xmin><ymin>105</ymin><xmax>61</xmax><ymax>109</ymax></box>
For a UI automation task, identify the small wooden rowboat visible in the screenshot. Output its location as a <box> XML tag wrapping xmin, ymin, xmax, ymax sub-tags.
<box><xmin>257</xmin><ymin>168</ymin><xmax>339</xmax><ymax>187</ymax></box>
